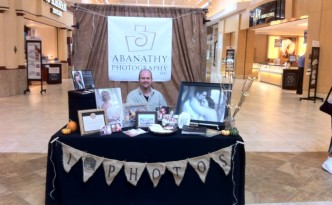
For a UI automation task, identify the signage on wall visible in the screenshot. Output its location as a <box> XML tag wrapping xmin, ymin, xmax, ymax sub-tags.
<box><xmin>44</xmin><ymin>0</ymin><xmax>67</xmax><ymax>17</ymax></box>
<box><xmin>249</xmin><ymin>0</ymin><xmax>285</xmax><ymax>27</ymax></box>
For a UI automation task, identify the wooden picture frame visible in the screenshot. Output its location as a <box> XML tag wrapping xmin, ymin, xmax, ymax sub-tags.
<box><xmin>78</xmin><ymin>109</ymin><xmax>107</xmax><ymax>135</ymax></box>
<box><xmin>123</xmin><ymin>104</ymin><xmax>148</xmax><ymax>128</ymax></box>
<box><xmin>175</xmin><ymin>82</ymin><xmax>232</xmax><ymax>128</ymax></box>
<box><xmin>135</xmin><ymin>111</ymin><xmax>157</xmax><ymax>128</ymax></box>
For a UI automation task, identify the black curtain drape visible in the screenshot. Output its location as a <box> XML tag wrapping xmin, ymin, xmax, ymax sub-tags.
<box><xmin>72</xmin><ymin>4</ymin><xmax>207</xmax><ymax>107</ymax></box>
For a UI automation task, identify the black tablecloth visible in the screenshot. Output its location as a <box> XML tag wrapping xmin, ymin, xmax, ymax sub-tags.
<box><xmin>67</xmin><ymin>90</ymin><xmax>96</xmax><ymax>130</ymax></box>
<box><xmin>45</xmin><ymin>129</ymin><xmax>245</xmax><ymax>205</ymax></box>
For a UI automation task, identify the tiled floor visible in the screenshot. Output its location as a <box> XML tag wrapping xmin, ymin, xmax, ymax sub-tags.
<box><xmin>0</xmin><ymin>79</ymin><xmax>331</xmax><ymax>204</ymax></box>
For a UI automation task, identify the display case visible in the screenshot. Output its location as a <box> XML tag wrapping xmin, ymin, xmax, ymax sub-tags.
<box><xmin>42</xmin><ymin>63</ymin><xmax>62</xmax><ymax>84</ymax></box>
<box><xmin>257</xmin><ymin>63</ymin><xmax>298</xmax><ymax>89</ymax></box>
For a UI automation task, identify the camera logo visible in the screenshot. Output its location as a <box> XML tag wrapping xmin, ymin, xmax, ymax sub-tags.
<box><xmin>126</xmin><ymin>25</ymin><xmax>156</xmax><ymax>52</ymax></box>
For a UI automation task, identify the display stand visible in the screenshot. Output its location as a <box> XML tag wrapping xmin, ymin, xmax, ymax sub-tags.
<box><xmin>225</xmin><ymin>48</ymin><xmax>235</xmax><ymax>76</ymax></box>
<box><xmin>24</xmin><ymin>40</ymin><xmax>46</xmax><ymax>94</ymax></box>
<box><xmin>300</xmin><ymin>47</ymin><xmax>323</xmax><ymax>103</ymax></box>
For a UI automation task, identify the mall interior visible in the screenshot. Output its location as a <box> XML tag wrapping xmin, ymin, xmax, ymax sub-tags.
<box><xmin>0</xmin><ymin>0</ymin><xmax>332</xmax><ymax>204</ymax></box>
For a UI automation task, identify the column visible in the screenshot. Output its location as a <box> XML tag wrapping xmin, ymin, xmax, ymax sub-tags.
<box><xmin>4</xmin><ymin>0</ymin><xmax>18</xmax><ymax>69</ymax></box>
<box><xmin>58</xmin><ymin>28</ymin><xmax>67</xmax><ymax>62</ymax></box>
<box><xmin>16</xmin><ymin>14</ymin><xmax>25</xmax><ymax>68</ymax></box>
<box><xmin>0</xmin><ymin>12</ymin><xmax>5</xmax><ymax>68</ymax></box>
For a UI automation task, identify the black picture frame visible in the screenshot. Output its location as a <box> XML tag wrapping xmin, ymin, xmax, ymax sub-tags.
<box><xmin>175</xmin><ymin>82</ymin><xmax>232</xmax><ymax>128</ymax></box>
<box><xmin>135</xmin><ymin>111</ymin><xmax>157</xmax><ymax>128</ymax></box>
<box><xmin>72</xmin><ymin>70</ymin><xmax>96</xmax><ymax>90</ymax></box>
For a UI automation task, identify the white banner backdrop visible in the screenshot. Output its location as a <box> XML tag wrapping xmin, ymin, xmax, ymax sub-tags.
<box><xmin>60</xmin><ymin>142</ymin><xmax>237</xmax><ymax>187</ymax></box>
<box><xmin>107</xmin><ymin>16</ymin><xmax>172</xmax><ymax>81</ymax></box>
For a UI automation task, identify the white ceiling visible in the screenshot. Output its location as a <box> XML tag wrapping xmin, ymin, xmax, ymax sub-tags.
<box><xmin>31</xmin><ymin>0</ymin><xmax>308</xmax><ymax>37</ymax></box>
<box><xmin>64</xmin><ymin>0</ymin><xmax>209</xmax><ymax>8</ymax></box>
<box><xmin>252</xmin><ymin>18</ymin><xmax>308</xmax><ymax>36</ymax></box>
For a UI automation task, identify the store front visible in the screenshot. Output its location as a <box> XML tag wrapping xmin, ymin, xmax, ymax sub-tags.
<box><xmin>205</xmin><ymin>0</ymin><xmax>331</xmax><ymax>95</ymax></box>
<box><xmin>0</xmin><ymin>0</ymin><xmax>73</xmax><ymax>97</ymax></box>
<box><xmin>252</xmin><ymin>19</ymin><xmax>307</xmax><ymax>90</ymax></box>
<box><xmin>247</xmin><ymin>0</ymin><xmax>307</xmax><ymax>91</ymax></box>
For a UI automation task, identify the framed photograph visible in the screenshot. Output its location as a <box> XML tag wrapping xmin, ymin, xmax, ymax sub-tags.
<box><xmin>72</xmin><ymin>70</ymin><xmax>95</xmax><ymax>90</ymax></box>
<box><xmin>175</xmin><ymin>82</ymin><xmax>232</xmax><ymax>128</ymax></box>
<box><xmin>156</xmin><ymin>106</ymin><xmax>173</xmax><ymax>121</ymax></box>
<box><xmin>289</xmin><ymin>55</ymin><xmax>296</xmax><ymax>62</ymax></box>
<box><xmin>135</xmin><ymin>111</ymin><xmax>157</xmax><ymax>128</ymax></box>
<box><xmin>274</xmin><ymin>39</ymin><xmax>282</xmax><ymax>48</ymax></box>
<box><xmin>95</xmin><ymin>88</ymin><xmax>124</xmax><ymax>126</ymax></box>
<box><xmin>123</xmin><ymin>104</ymin><xmax>148</xmax><ymax>127</ymax></box>
<box><xmin>78</xmin><ymin>109</ymin><xmax>107</xmax><ymax>135</ymax></box>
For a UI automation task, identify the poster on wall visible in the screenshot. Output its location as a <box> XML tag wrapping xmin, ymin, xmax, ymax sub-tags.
<box><xmin>26</xmin><ymin>40</ymin><xmax>42</xmax><ymax>80</ymax></box>
<box><xmin>107</xmin><ymin>16</ymin><xmax>172</xmax><ymax>82</ymax></box>
<box><xmin>279</xmin><ymin>37</ymin><xmax>296</xmax><ymax>64</ymax></box>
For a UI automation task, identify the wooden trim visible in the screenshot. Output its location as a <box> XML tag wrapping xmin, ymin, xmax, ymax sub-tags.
<box><xmin>0</xmin><ymin>6</ymin><xmax>9</xmax><ymax>11</ymax></box>
<box><xmin>60</xmin><ymin>60</ymin><xmax>67</xmax><ymax>63</ymax></box>
<box><xmin>16</xmin><ymin>9</ymin><xmax>73</xmax><ymax>30</ymax></box>
<box><xmin>0</xmin><ymin>66</ymin><xmax>26</xmax><ymax>70</ymax></box>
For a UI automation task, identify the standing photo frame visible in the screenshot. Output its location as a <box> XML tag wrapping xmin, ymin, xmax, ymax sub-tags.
<box><xmin>135</xmin><ymin>111</ymin><xmax>157</xmax><ymax>128</ymax></box>
<box><xmin>175</xmin><ymin>82</ymin><xmax>232</xmax><ymax>128</ymax></box>
<box><xmin>78</xmin><ymin>109</ymin><xmax>107</xmax><ymax>135</ymax></box>
<box><xmin>123</xmin><ymin>104</ymin><xmax>148</xmax><ymax>127</ymax></box>
<box><xmin>95</xmin><ymin>88</ymin><xmax>124</xmax><ymax>126</ymax></box>
<box><xmin>72</xmin><ymin>70</ymin><xmax>96</xmax><ymax>90</ymax></box>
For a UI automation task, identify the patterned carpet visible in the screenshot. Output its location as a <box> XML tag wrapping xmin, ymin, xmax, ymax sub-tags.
<box><xmin>0</xmin><ymin>152</ymin><xmax>331</xmax><ymax>205</ymax></box>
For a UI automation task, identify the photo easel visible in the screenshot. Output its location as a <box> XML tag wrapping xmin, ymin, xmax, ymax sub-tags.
<box><xmin>300</xmin><ymin>47</ymin><xmax>323</xmax><ymax>103</ymax></box>
<box><xmin>24</xmin><ymin>40</ymin><xmax>46</xmax><ymax>94</ymax></box>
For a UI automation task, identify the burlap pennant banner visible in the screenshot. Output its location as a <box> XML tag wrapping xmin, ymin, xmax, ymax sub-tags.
<box><xmin>188</xmin><ymin>153</ymin><xmax>211</xmax><ymax>183</ymax></box>
<box><xmin>165</xmin><ymin>159</ymin><xmax>188</xmax><ymax>186</ymax></box>
<box><xmin>62</xmin><ymin>143</ymin><xmax>84</xmax><ymax>173</ymax></box>
<box><xmin>82</xmin><ymin>153</ymin><xmax>104</xmax><ymax>182</ymax></box>
<box><xmin>59</xmin><ymin>142</ymin><xmax>237</xmax><ymax>187</ymax></box>
<box><xmin>146</xmin><ymin>163</ymin><xmax>166</xmax><ymax>187</ymax></box>
<box><xmin>124</xmin><ymin>162</ymin><xmax>146</xmax><ymax>186</ymax></box>
<box><xmin>103</xmin><ymin>159</ymin><xmax>124</xmax><ymax>186</ymax></box>
<box><xmin>210</xmin><ymin>145</ymin><xmax>233</xmax><ymax>175</ymax></box>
